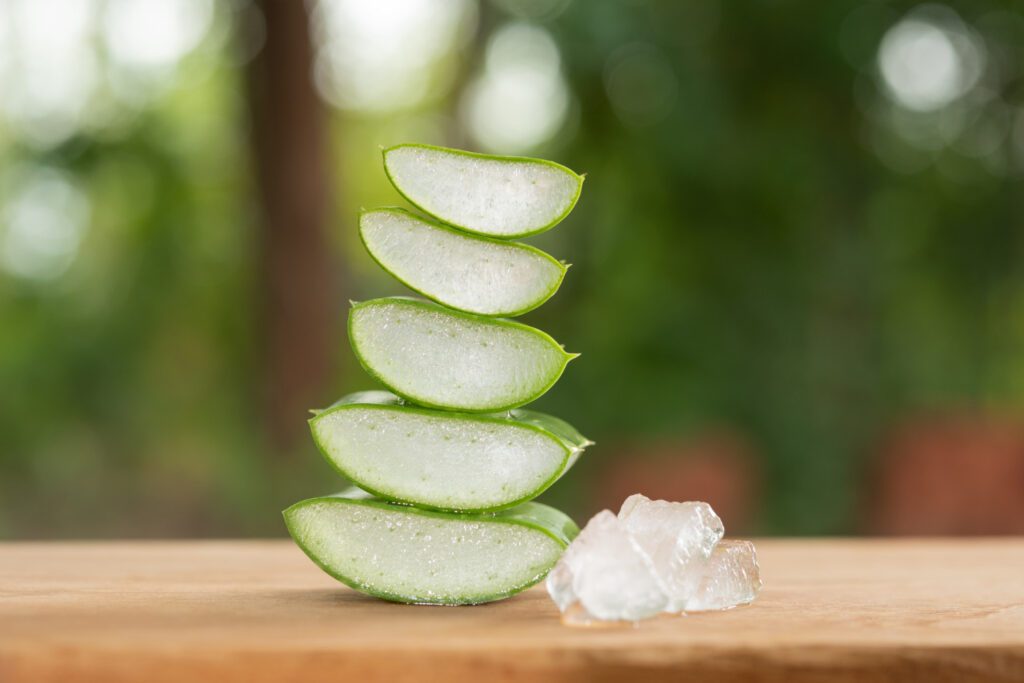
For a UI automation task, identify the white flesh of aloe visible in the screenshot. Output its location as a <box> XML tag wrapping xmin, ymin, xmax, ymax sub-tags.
<box><xmin>383</xmin><ymin>144</ymin><xmax>583</xmax><ymax>238</ymax></box>
<box><xmin>284</xmin><ymin>490</ymin><xmax>578</xmax><ymax>605</ymax></box>
<box><xmin>287</xmin><ymin>144</ymin><xmax>585</xmax><ymax>606</ymax></box>
<box><xmin>349</xmin><ymin>297</ymin><xmax>577</xmax><ymax>412</ymax></box>
<box><xmin>311</xmin><ymin>391</ymin><xmax>591</xmax><ymax>512</ymax></box>
<box><xmin>359</xmin><ymin>208</ymin><xmax>567</xmax><ymax>317</ymax></box>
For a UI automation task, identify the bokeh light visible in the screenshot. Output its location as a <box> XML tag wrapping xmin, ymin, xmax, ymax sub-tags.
<box><xmin>461</xmin><ymin>22</ymin><xmax>570</xmax><ymax>153</ymax></box>
<box><xmin>877</xmin><ymin>7</ymin><xmax>984</xmax><ymax>113</ymax></box>
<box><xmin>311</xmin><ymin>0</ymin><xmax>476</xmax><ymax>112</ymax></box>
<box><xmin>0</xmin><ymin>0</ymin><xmax>215</xmax><ymax>146</ymax></box>
<box><xmin>861</xmin><ymin>4</ymin><xmax>1024</xmax><ymax>177</ymax></box>
<box><xmin>0</xmin><ymin>166</ymin><xmax>90</xmax><ymax>282</ymax></box>
<box><xmin>101</xmin><ymin>0</ymin><xmax>214</xmax><ymax>102</ymax></box>
<box><xmin>0</xmin><ymin>0</ymin><xmax>98</xmax><ymax>148</ymax></box>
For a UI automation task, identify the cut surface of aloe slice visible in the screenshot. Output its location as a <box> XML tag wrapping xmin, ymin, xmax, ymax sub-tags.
<box><xmin>284</xmin><ymin>490</ymin><xmax>579</xmax><ymax>605</ymax></box>
<box><xmin>359</xmin><ymin>208</ymin><xmax>566</xmax><ymax>317</ymax></box>
<box><xmin>348</xmin><ymin>297</ymin><xmax>577</xmax><ymax>412</ymax></box>
<box><xmin>311</xmin><ymin>391</ymin><xmax>592</xmax><ymax>512</ymax></box>
<box><xmin>382</xmin><ymin>144</ymin><xmax>583</xmax><ymax>238</ymax></box>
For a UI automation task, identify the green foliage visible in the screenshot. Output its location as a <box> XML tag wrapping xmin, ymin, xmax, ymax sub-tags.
<box><xmin>537</xmin><ymin>0</ymin><xmax>1024</xmax><ymax>532</ymax></box>
<box><xmin>2</xmin><ymin>0</ymin><xmax>1023</xmax><ymax>537</ymax></box>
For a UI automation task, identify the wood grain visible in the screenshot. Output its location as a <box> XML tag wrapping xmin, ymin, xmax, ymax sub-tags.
<box><xmin>1</xmin><ymin>539</ymin><xmax>1023</xmax><ymax>682</ymax></box>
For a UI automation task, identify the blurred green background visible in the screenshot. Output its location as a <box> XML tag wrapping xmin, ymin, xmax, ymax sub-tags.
<box><xmin>2</xmin><ymin>0</ymin><xmax>1024</xmax><ymax>538</ymax></box>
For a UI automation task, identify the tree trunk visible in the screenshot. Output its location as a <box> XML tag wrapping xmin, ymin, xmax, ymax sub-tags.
<box><xmin>247</xmin><ymin>0</ymin><xmax>336</xmax><ymax>454</ymax></box>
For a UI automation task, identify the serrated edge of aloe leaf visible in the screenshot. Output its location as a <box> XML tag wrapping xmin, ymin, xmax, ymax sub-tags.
<box><xmin>283</xmin><ymin>494</ymin><xmax>578</xmax><ymax>605</ymax></box>
<box><xmin>347</xmin><ymin>297</ymin><xmax>579</xmax><ymax>412</ymax></box>
<box><xmin>382</xmin><ymin>143</ymin><xmax>585</xmax><ymax>239</ymax></box>
<box><xmin>308</xmin><ymin>393</ymin><xmax>589</xmax><ymax>513</ymax></box>
<box><xmin>316</xmin><ymin>390</ymin><xmax>593</xmax><ymax>451</ymax></box>
<box><xmin>358</xmin><ymin>207</ymin><xmax>568</xmax><ymax>317</ymax></box>
<box><xmin>316</xmin><ymin>390</ymin><xmax>593</xmax><ymax>450</ymax></box>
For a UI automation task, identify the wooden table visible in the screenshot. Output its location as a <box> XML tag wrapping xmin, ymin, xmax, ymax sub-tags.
<box><xmin>2</xmin><ymin>539</ymin><xmax>1023</xmax><ymax>682</ymax></box>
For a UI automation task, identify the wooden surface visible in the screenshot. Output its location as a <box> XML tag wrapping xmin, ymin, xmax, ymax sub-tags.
<box><xmin>2</xmin><ymin>539</ymin><xmax>1023</xmax><ymax>682</ymax></box>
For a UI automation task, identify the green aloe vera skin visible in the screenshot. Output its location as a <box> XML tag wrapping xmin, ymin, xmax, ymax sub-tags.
<box><xmin>310</xmin><ymin>391</ymin><xmax>592</xmax><ymax>513</ymax></box>
<box><xmin>382</xmin><ymin>144</ymin><xmax>583</xmax><ymax>239</ymax></box>
<box><xmin>359</xmin><ymin>208</ymin><xmax>567</xmax><ymax>317</ymax></box>
<box><xmin>285</xmin><ymin>144</ymin><xmax>585</xmax><ymax>606</ymax></box>
<box><xmin>284</xmin><ymin>490</ymin><xmax>579</xmax><ymax>605</ymax></box>
<box><xmin>348</xmin><ymin>297</ymin><xmax>578</xmax><ymax>412</ymax></box>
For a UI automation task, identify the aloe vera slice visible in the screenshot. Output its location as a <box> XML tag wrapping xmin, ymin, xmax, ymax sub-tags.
<box><xmin>382</xmin><ymin>144</ymin><xmax>583</xmax><ymax>239</ymax></box>
<box><xmin>310</xmin><ymin>391</ymin><xmax>592</xmax><ymax>512</ymax></box>
<box><xmin>284</xmin><ymin>490</ymin><xmax>579</xmax><ymax>605</ymax></box>
<box><xmin>348</xmin><ymin>297</ymin><xmax>577</xmax><ymax>412</ymax></box>
<box><xmin>359</xmin><ymin>208</ymin><xmax>567</xmax><ymax>317</ymax></box>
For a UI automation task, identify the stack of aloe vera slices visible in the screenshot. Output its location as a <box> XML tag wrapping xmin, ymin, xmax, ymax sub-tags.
<box><xmin>285</xmin><ymin>144</ymin><xmax>590</xmax><ymax>605</ymax></box>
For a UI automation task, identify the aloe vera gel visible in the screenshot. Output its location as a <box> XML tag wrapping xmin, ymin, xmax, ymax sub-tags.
<box><xmin>286</xmin><ymin>145</ymin><xmax>588</xmax><ymax>604</ymax></box>
<box><xmin>359</xmin><ymin>209</ymin><xmax>566</xmax><ymax>316</ymax></box>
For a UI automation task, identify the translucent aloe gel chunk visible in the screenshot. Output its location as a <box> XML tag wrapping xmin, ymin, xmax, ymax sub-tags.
<box><xmin>382</xmin><ymin>144</ymin><xmax>583</xmax><ymax>238</ymax></box>
<box><xmin>348</xmin><ymin>297</ymin><xmax>578</xmax><ymax>412</ymax></box>
<box><xmin>359</xmin><ymin>208</ymin><xmax>567</xmax><ymax>317</ymax></box>
<box><xmin>284</xmin><ymin>491</ymin><xmax>579</xmax><ymax>605</ymax></box>
<box><xmin>311</xmin><ymin>391</ymin><xmax>592</xmax><ymax>512</ymax></box>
